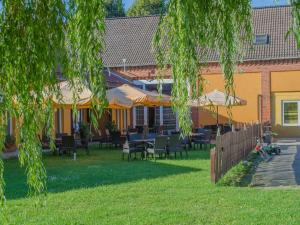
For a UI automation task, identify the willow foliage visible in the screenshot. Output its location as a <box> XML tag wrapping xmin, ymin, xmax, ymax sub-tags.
<box><xmin>0</xmin><ymin>0</ymin><xmax>106</xmax><ymax>208</ymax></box>
<box><xmin>154</xmin><ymin>0</ymin><xmax>252</xmax><ymax>135</ymax></box>
<box><xmin>291</xmin><ymin>0</ymin><xmax>300</xmax><ymax>47</ymax></box>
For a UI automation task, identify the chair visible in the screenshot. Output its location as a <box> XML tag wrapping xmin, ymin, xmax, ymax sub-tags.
<box><xmin>91</xmin><ymin>130</ymin><xmax>105</xmax><ymax>149</ymax></box>
<box><xmin>146</xmin><ymin>136</ymin><xmax>168</xmax><ymax>161</ymax></box>
<box><xmin>105</xmin><ymin>128</ymin><xmax>112</xmax><ymax>140</ymax></box>
<box><xmin>38</xmin><ymin>135</ymin><xmax>50</xmax><ymax>150</ymax></box>
<box><xmin>56</xmin><ymin>133</ymin><xmax>68</xmax><ymax>139</ymax></box>
<box><xmin>128</xmin><ymin>127</ymin><xmax>137</xmax><ymax>133</ymax></box>
<box><xmin>60</xmin><ymin>135</ymin><xmax>76</xmax><ymax>155</ymax></box>
<box><xmin>122</xmin><ymin>140</ymin><xmax>145</xmax><ymax>161</ymax></box>
<box><xmin>128</xmin><ymin>133</ymin><xmax>142</xmax><ymax>141</ymax></box>
<box><xmin>135</xmin><ymin>126</ymin><xmax>143</xmax><ymax>134</ymax></box>
<box><xmin>147</xmin><ymin>133</ymin><xmax>157</xmax><ymax>140</ymax></box>
<box><xmin>193</xmin><ymin>129</ymin><xmax>212</xmax><ymax>149</ymax></box>
<box><xmin>181</xmin><ymin>135</ymin><xmax>192</xmax><ymax>150</ymax></box>
<box><xmin>111</xmin><ymin>131</ymin><xmax>124</xmax><ymax>148</ymax></box>
<box><xmin>222</xmin><ymin>124</ymin><xmax>232</xmax><ymax>134</ymax></box>
<box><xmin>168</xmin><ymin>134</ymin><xmax>188</xmax><ymax>158</ymax></box>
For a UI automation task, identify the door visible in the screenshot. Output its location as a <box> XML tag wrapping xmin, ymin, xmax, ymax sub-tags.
<box><xmin>148</xmin><ymin>107</ymin><xmax>155</xmax><ymax>128</ymax></box>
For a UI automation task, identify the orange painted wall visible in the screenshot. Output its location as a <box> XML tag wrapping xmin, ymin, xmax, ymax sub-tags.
<box><xmin>271</xmin><ymin>71</ymin><xmax>300</xmax><ymax>92</ymax></box>
<box><xmin>196</xmin><ymin>72</ymin><xmax>262</xmax><ymax>126</ymax></box>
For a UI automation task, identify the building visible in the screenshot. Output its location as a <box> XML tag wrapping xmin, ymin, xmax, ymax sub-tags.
<box><xmin>5</xmin><ymin>5</ymin><xmax>300</xmax><ymax>142</ymax></box>
<box><xmin>103</xmin><ymin>5</ymin><xmax>300</xmax><ymax>137</ymax></box>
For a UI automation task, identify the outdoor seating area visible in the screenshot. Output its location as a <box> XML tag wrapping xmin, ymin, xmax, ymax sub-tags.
<box><xmin>41</xmin><ymin>123</ymin><xmax>214</xmax><ymax>162</ymax></box>
<box><xmin>28</xmin><ymin>82</ymin><xmax>248</xmax><ymax>163</ymax></box>
<box><xmin>54</xmin><ymin>133</ymin><xmax>89</xmax><ymax>156</ymax></box>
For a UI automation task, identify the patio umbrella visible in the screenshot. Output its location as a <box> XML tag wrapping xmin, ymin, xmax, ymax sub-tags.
<box><xmin>52</xmin><ymin>80</ymin><xmax>93</xmax><ymax>109</ymax></box>
<box><xmin>189</xmin><ymin>89</ymin><xmax>247</xmax><ymax>125</ymax></box>
<box><xmin>106</xmin><ymin>84</ymin><xmax>171</xmax><ymax>108</ymax></box>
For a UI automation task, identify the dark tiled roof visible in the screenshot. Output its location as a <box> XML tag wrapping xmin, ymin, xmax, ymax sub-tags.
<box><xmin>103</xmin><ymin>6</ymin><xmax>300</xmax><ymax>68</ymax></box>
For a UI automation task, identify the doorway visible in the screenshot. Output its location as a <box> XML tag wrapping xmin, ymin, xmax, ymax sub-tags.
<box><xmin>148</xmin><ymin>107</ymin><xmax>155</xmax><ymax>128</ymax></box>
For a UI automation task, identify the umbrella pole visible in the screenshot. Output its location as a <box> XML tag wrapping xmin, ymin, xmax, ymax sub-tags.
<box><xmin>216</xmin><ymin>106</ymin><xmax>219</xmax><ymax>126</ymax></box>
<box><xmin>216</xmin><ymin>106</ymin><xmax>221</xmax><ymax>136</ymax></box>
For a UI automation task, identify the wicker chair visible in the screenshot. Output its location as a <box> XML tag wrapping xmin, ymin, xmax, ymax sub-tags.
<box><xmin>168</xmin><ymin>134</ymin><xmax>188</xmax><ymax>158</ymax></box>
<box><xmin>60</xmin><ymin>135</ymin><xmax>76</xmax><ymax>155</ymax></box>
<box><xmin>146</xmin><ymin>136</ymin><xmax>168</xmax><ymax>161</ymax></box>
<box><xmin>193</xmin><ymin>129</ymin><xmax>212</xmax><ymax>149</ymax></box>
<box><xmin>111</xmin><ymin>131</ymin><xmax>125</xmax><ymax>148</ymax></box>
<box><xmin>122</xmin><ymin>140</ymin><xmax>145</xmax><ymax>161</ymax></box>
<box><xmin>91</xmin><ymin>130</ymin><xmax>106</xmax><ymax>149</ymax></box>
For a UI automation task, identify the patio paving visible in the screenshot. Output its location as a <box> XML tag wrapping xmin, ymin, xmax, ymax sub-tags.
<box><xmin>252</xmin><ymin>139</ymin><xmax>300</xmax><ymax>187</ymax></box>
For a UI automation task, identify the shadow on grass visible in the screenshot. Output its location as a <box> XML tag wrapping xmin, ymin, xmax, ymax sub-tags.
<box><xmin>4</xmin><ymin>147</ymin><xmax>206</xmax><ymax>200</ymax></box>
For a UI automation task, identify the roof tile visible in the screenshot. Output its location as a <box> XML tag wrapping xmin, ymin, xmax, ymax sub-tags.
<box><xmin>103</xmin><ymin>6</ymin><xmax>300</xmax><ymax>67</ymax></box>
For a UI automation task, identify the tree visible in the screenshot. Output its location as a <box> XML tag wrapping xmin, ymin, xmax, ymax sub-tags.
<box><xmin>0</xmin><ymin>0</ymin><xmax>300</xmax><ymax>218</ymax></box>
<box><xmin>127</xmin><ymin>0</ymin><xmax>166</xmax><ymax>17</ymax></box>
<box><xmin>0</xmin><ymin>0</ymin><xmax>107</xmax><ymax>214</ymax></box>
<box><xmin>105</xmin><ymin>0</ymin><xmax>125</xmax><ymax>18</ymax></box>
<box><xmin>154</xmin><ymin>0</ymin><xmax>300</xmax><ymax>135</ymax></box>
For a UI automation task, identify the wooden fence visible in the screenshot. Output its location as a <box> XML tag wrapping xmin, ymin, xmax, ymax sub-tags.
<box><xmin>210</xmin><ymin>123</ymin><xmax>262</xmax><ymax>183</ymax></box>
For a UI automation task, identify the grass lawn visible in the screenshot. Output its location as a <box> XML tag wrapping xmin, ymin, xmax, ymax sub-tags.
<box><xmin>3</xmin><ymin>145</ymin><xmax>300</xmax><ymax>224</ymax></box>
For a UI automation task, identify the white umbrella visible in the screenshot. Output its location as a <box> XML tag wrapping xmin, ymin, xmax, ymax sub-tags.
<box><xmin>189</xmin><ymin>89</ymin><xmax>246</xmax><ymax>125</ymax></box>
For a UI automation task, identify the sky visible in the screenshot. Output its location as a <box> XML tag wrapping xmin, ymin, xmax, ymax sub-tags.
<box><xmin>123</xmin><ymin>0</ymin><xmax>289</xmax><ymax>10</ymax></box>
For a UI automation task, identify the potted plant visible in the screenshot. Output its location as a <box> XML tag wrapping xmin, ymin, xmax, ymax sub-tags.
<box><xmin>4</xmin><ymin>134</ymin><xmax>17</xmax><ymax>152</ymax></box>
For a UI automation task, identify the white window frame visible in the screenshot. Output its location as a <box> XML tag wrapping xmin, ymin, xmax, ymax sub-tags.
<box><xmin>282</xmin><ymin>100</ymin><xmax>300</xmax><ymax>127</ymax></box>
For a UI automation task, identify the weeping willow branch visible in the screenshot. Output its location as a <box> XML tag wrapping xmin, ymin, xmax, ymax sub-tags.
<box><xmin>291</xmin><ymin>0</ymin><xmax>300</xmax><ymax>47</ymax></box>
<box><xmin>0</xmin><ymin>0</ymin><xmax>106</xmax><ymax>208</ymax></box>
<box><xmin>154</xmin><ymin>0</ymin><xmax>252</xmax><ymax>135</ymax></box>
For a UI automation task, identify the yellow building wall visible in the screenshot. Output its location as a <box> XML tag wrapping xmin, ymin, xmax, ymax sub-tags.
<box><xmin>271</xmin><ymin>92</ymin><xmax>300</xmax><ymax>137</ymax></box>
<box><xmin>109</xmin><ymin>109</ymin><xmax>132</xmax><ymax>133</ymax></box>
<box><xmin>197</xmin><ymin>72</ymin><xmax>262</xmax><ymax>126</ymax></box>
<box><xmin>54</xmin><ymin>109</ymin><xmax>58</xmax><ymax>135</ymax></box>
<box><xmin>271</xmin><ymin>71</ymin><xmax>300</xmax><ymax>92</ymax></box>
<box><xmin>271</xmin><ymin>71</ymin><xmax>300</xmax><ymax>137</ymax></box>
<box><xmin>63</xmin><ymin>109</ymin><xmax>72</xmax><ymax>135</ymax></box>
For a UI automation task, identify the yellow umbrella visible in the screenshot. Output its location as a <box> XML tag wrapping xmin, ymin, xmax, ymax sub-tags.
<box><xmin>106</xmin><ymin>84</ymin><xmax>171</xmax><ymax>108</ymax></box>
<box><xmin>107</xmin><ymin>95</ymin><xmax>133</xmax><ymax>109</ymax></box>
<box><xmin>52</xmin><ymin>80</ymin><xmax>93</xmax><ymax>109</ymax></box>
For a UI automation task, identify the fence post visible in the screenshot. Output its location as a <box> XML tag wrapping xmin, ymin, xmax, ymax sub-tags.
<box><xmin>211</xmin><ymin>123</ymin><xmax>260</xmax><ymax>183</ymax></box>
<box><xmin>210</xmin><ymin>147</ymin><xmax>217</xmax><ymax>183</ymax></box>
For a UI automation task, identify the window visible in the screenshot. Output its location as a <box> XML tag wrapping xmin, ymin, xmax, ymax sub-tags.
<box><xmin>254</xmin><ymin>34</ymin><xmax>270</xmax><ymax>45</ymax></box>
<box><xmin>135</xmin><ymin>106</ymin><xmax>144</xmax><ymax>126</ymax></box>
<box><xmin>283</xmin><ymin>101</ymin><xmax>300</xmax><ymax>126</ymax></box>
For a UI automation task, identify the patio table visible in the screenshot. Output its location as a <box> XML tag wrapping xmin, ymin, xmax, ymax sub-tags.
<box><xmin>55</xmin><ymin>137</ymin><xmax>83</xmax><ymax>155</ymax></box>
<box><xmin>129</xmin><ymin>138</ymin><xmax>156</xmax><ymax>159</ymax></box>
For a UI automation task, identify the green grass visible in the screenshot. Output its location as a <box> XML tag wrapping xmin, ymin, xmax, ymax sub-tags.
<box><xmin>3</xmin><ymin>145</ymin><xmax>300</xmax><ymax>225</ymax></box>
<box><xmin>218</xmin><ymin>152</ymin><xmax>258</xmax><ymax>187</ymax></box>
